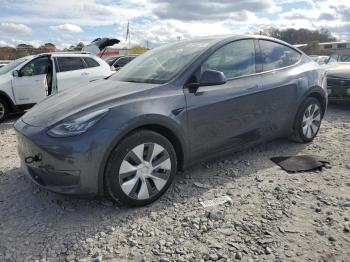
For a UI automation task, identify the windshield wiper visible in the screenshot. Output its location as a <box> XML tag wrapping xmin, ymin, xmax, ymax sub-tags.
<box><xmin>125</xmin><ymin>79</ymin><xmax>145</xmax><ymax>83</ymax></box>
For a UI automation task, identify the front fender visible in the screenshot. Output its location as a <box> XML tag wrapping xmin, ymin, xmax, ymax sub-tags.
<box><xmin>90</xmin><ymin>83</ymin><xmax>189</xmax><ymax>195</ymax></box>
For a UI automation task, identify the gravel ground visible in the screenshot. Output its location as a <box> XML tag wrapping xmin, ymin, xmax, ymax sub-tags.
<box><xmin>0</xmin><ymin>104</ymin><xmax>349</xmax><ymax>262</ymax></box>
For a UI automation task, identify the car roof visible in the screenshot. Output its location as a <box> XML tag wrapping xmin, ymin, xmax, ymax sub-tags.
<box><xmin>172</xmin><ymin>34</ymin><xmax>300</xmax><ymax>51</ymax></box>
<box><xmin>50</xmin><ymin>52</ymin><xmax>93</xmax><ymax>57</ymax></box>
<box><xmin>108</xmin><ymin>54</ymin><xmax>137</xmax><ymax>58</ymax></box>
<box><xmin>26</xmin><ymin>52</ymin><xmax>95</xmax><ymax>59</ymax></box>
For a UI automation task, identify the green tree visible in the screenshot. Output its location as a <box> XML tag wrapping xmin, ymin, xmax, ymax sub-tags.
<box><xmin>65</xmin><ymin>42</ymin><xmax>85</xmax><ymax>51</ymax></box>
<box><xmin>129</xmin><ymin>45</ymin><xmax>148</xmax><ymax>54</ymax></box>
<box><xmin>301</xmin><ymin>41</ymin><xmax>321</xmax><ymax>55</ymax></box>
<box><xmin>258</xmin><ymin>28</ymin><xmax>336</xmax><ymax>45</ymax></box>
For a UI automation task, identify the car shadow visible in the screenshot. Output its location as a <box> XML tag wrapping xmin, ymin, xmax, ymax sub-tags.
<box><xmin>328</xmin><ymin>102</ymin><xmax>350</xmax><ymax>111</ymax></box>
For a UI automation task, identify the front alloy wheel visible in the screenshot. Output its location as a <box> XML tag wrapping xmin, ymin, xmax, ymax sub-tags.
<box><xmin>0</xmin><ymin>99</ymin><xmax>9</xmax><ymax>123</ymax></box>
<box><xmin>119</xmin><ymin>143</ymin><xmax>171</xmax><ymax>200</ymax></box>
<box><xmin>105</xmin><ymin>130</ymin><xmax>177</xmax><ymax>206</ymax></box>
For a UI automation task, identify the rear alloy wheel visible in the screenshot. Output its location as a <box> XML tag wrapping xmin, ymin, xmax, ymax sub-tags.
<box><xmin>302</xmin><ymin>103</ymin><xmax>321</xmax><ymax>139</ymax></box>
<box><xmin>291</xmin><ymin>97</ymin><xmax>322</xmax><ymax>143</ymax></box>
<box><xmin>0</xmin><ymin>99</ymin><xmax>9</xmax><ymax>123</ymax></box>
<box><xmin>105</xmin><ymin>130</ymin><xmax>177</xmax><ymax>206</ymax></box>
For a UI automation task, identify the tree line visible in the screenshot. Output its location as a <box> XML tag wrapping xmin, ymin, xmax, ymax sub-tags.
<box><xmin>0</xmin><ymin>28</ymin><xmax>338</xmax><ymax>60</ymax></box>
<box><xmin>258</xmin><ymin>28</ymin><xmax>336</xmax><ymax>45</ymax></box>
<box><xmin>257</xmin><ymin>28</ymin><xmax>337</xmax><ymax>55</ymax></box>
<box><xmin>0</xmin><ymin>42</ymin><xmax>85</xmax><ymax>60</ymax></box>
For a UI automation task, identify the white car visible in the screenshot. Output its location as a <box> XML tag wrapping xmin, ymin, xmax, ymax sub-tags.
<box><xmin>0</xmin><ymin>52</ymin><xmax>113</xmax><ymax>122</ymax></box>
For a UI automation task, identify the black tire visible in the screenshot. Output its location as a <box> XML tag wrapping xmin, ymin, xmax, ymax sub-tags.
<box><xmin>290</xmin><ymin>97</ymin><xmax>323</xmax><ymax>143</ymax></box>
<box><xmin>0</xmin><ymin>98</ymin><xmax>9</xmax><ymax>123</ymax></box>
<box><xmin>105</xmin><ymin>130</ymin><xmax>177</xmax><ymax>206</ymax></box>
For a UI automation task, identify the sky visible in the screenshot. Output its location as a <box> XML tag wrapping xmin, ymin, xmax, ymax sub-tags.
<box><xmin>0</xmin><ymin>0</ymin><xmax>350</xmax><ymax>49</ymax></box>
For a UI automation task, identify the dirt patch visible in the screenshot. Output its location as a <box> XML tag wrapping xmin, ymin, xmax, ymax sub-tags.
<box><xmin>0</xmin><ymin>104</ymin><xmax>349</xmax><ymax>262</ymax></box>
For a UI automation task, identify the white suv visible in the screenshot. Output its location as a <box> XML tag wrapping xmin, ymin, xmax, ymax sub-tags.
<box><xmin>0</xmin><ymin>53</ymin><xmax>113</xmax><ymax>122</ymax></box>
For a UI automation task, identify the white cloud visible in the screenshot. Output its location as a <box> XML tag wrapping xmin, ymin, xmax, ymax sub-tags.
<box><xmin>1</xmin><ymin>0</ymin><xmax>350</xmax><ymax>47</ymax></box>
<box><xmin>0</xmin><ymin>0</ymin><xmax>149</xmax><ymax>26</ymax></box>
<box><xmin>0</xmin><ymin>22</ymin><xmax>32</xmax><ymax>35</ymax></box>
<box><xmin>0</xmin><ymin>40</ymin><xmax>13</xmax><ymax>47</ymax></box>
<box><xmin>150</xmin><ymin>0</ymin><xmax>279</xmax><ymax>21</ymax></box>
<box><xmin>0</xmin><ymin>38</ymin><xmax>43</xmax><ymax>48</ymax></box>
<box><xmin>50</xmin><ymin>23</ymin><xmax>83</xmax><ymax>33</ymax></box>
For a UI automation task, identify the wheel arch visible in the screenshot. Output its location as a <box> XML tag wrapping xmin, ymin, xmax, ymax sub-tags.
<box><xmin>98</xmin><ymin>116</ymin><xmax>189</xmax><ymax>196</ymax></box>
<box><xmin>290</xmin><ymin>86</ymin><xmax>326</xmax><ymax>140</ymax></box>
<box><xmin>302</xmin><ymin>86</ymin><xmax>327</xmax><ymax>116</ymax></box>
<box><xmin>136</xmin><ymin>123</ymin><xmax>185</xmax><ymax>171</ymax></box>
<box><xmin>0</xmin><ymin>91</ymin><xmax>15</xmax><ymax>112</ymax></box>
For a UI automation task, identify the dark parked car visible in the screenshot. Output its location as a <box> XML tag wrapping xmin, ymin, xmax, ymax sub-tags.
<box><xmin>15</xmin><ymin>35</ymin><xmax>327</xmax><ymax>206</ymax></box>
<box><xmin>324</xmin><ymin>54</ymin><xmax>350</xmax><ymax>102</ymax></box>
<box><xmin>105</xmin><ymin>55</ymin><xmax>137</xmax><ymax>71</ymax></box>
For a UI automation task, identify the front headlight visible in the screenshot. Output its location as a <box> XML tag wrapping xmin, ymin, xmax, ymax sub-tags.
<box><xmin>47</xmin><ymin>109</ymin><xmax>109</xmax><ymax>137</ymax></box>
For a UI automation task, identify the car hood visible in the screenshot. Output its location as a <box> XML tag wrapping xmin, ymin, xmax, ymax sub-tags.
<box><xmin>22</xmin><ymin>80</ymin><xmax>160</xmax><ymax>127</ymax></box>
<box><xmin>325</xmin><ymin>63</ymin><xmax>350</xmax><ymax>79</ymax></box>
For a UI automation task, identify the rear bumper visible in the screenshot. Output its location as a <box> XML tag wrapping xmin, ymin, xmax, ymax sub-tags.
<box><xmin>15</xmin><ymin>119</ymin><xmax>116</xmax><ymax>197</ymax></box>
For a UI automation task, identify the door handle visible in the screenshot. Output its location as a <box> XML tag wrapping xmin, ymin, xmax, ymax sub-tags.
<box><xmin>247</xmin><ymin>85</ymin><xmax>259</xmax><ymax>90</ymax></box>
<box><xmin>34</xmin><ymin>79</ymin><xmax>42</xmax><ymax>82</ymax></box>
<box><xmin>81</xmin><ymin>72</ymin><xmax>89</xmax><ymax>76</ymax></box>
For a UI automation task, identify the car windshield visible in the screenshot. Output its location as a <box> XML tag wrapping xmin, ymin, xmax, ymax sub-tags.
<box><xmin>112</xmin><ymin>39</ymin><xmax>214</xmax><ymax>84</ymax></box>
<box><xmin>0</xmin><ymin>58</ymin><xmax>27</xmax><ymax>75</ymax></box>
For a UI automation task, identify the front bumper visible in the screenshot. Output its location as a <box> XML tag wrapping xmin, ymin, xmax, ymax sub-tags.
<box><xmin>15</xmin><ymin>119</ymin><xmax>116</xmax><ymax>196</ymax></box>
<box><xmin>327</xmin><ymin>77</ymin><xmax>350</xmax><ymax>102</ymax></box>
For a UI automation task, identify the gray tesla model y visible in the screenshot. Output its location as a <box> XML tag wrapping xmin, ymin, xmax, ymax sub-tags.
<box><xmin>15</xmin><ymin>35</ymin><xmax>328</xmax><ymax>206</ymax></box>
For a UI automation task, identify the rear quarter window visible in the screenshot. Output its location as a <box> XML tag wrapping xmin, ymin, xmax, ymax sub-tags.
<box><xmin>57</xmin><ymin>57</ymin><xmax>85</xmax><ymax>72</ymax></box>
<box><xmin>259</xmin><ymin>40</ymin><xmax>301</xmax><ymax>71</ymax></box>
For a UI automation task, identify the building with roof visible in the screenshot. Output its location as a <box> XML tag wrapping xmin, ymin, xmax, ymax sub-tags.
<box><xmin>295</xmin><ymin>41</ymin><xmax>350</xmax><ymax>55</ymax></box>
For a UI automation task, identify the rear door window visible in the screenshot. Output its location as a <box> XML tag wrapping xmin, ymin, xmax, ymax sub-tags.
<box><xmin>57</xmin><ymin>57</ymin><xmax>85</xmax><ymax>72</ymax></box>
<box><xmin>259</xmin><ymin>40</ymin><xmax>301</xmax><ymax>71</ymax></box>
<box><xmin>83</xmin><ymin>57</ymin><xmax>100</xmax><ymax>68</ymax></box>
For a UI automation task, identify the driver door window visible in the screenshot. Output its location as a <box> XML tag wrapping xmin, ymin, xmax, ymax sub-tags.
<box><xmin>20</xmin><ymin>57</ymin><xmax>50</xmax><ymax>77</ymax></box>
<box><xmin>12</xmin><ymin>57</ymin><xmax>50</xmax><ymax>104</ymax></box>
<box><xmin>201</xmin><ymin>40</ymin><xmax>256</xmax><ymax>79</ymax></box>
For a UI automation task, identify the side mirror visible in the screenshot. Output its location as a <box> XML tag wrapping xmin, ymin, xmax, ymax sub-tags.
<box><xmin>199</xmin><ymin>70</ymin><xmax>226</xmax><ymax>86</ymax></box>
<box><xmin>12</xmin><ymin>70</ymin><xmax>19</xmax><ymax>77</ymax></box>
